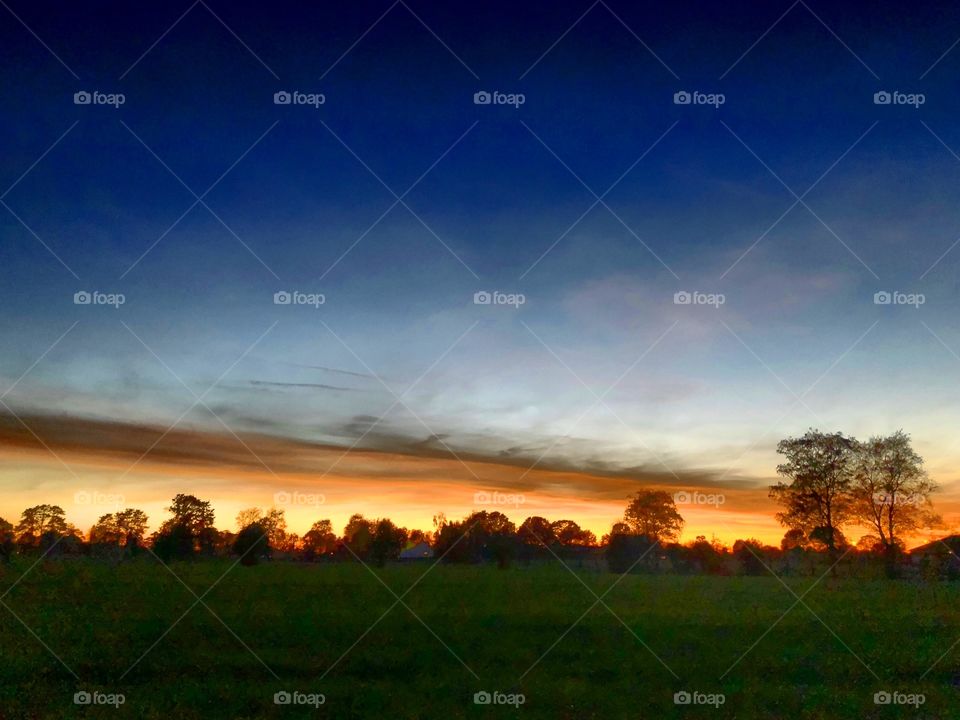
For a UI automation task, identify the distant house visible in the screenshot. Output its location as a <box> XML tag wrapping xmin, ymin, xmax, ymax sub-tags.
<box><xmin>400</xmin><ymin>542</ymin><xmax>433</xmax><ymax>560</ymax></box>
<box><xmin>911</xmin><ymin>535</ymin><xmax>960</xmax><ymax>559</ymax></box>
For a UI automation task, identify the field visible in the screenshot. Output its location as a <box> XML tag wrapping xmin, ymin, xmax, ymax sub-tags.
<box><xmin>0</xmin><ymin>559</ymin><xmax>957</xmax><ymax>719</ymax></box>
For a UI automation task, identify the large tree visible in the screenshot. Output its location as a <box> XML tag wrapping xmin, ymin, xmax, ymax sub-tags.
<box><xmin>434</xmin><ymin>511</ymin><xmax>517</xmax><ymax>567</ymax></box>
<box><xmin>166</xmin><ymin>494</ymin><xmax>215</xmax><ymax>536</ymax></box>
<box><xmin>155</xmin><ymin>494</ymin><xmax>216</xmax><ymax>558</ymax></box>
<box><xmin>91</xmin><ymin>508</ymin><xmax>148</xmax><ymax>548</ymax></box>
<box><xmin>769</xmin><ymin>430</ymin><xmax>857</xmax><ymax>553</ymax></box>
<box><xmin>622</xmin><ymin>490</ymin><xmax>684</xmax><ymax>542</ymax></box>
<box><xmin>301</xmin><ymin>519</ymin><xmax>337</xmax><ymax>559</ymax></box>
<box><xmin>851</xmin><ymin>431</ymin><xmax>939</xmax><ymax>558</ymax></box>
<box><xmin>551</xmin><ymin>519</ymin><xmax>596</xmax><ymax>547</ymax></box>
<box><xmin>236</xmin><ymin>507</ymin><xmax>287</xmax><ymax>547</ymax></box>
<box><xmin>115</xmin><ymin>508</ymin><xmax>149</xmax><ymax>546</ymax></box>
<box><xmin>342</xmin><ymin>513</ymin><xmax>374</xmax><ymax>557</ymax></box>
<box><xmin>369</xmin><ymin>519</ymin><xmax>407</xmax><ymax>566</ymax></box>
<box><xmin>16</xmin><ymin>504</ymin><xmax>68</xmax><ymax>547</ymax></box>
<box><xmin>517</xmin><ymin>516</ymin><xmax>556</xmax><ymax>547</ymax></box>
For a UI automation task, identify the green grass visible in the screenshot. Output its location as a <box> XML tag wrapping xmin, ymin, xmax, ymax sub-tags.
<box><xmin>0</xmin><ymin>559</ymin><xmax>957</xmax><ymax>718</ymax></box>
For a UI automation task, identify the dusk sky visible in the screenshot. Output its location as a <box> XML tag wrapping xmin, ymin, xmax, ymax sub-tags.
<box><xmin>3</xmin><ymin>0</ymin><xmax>960</xmax><ymax>544</ymax></box>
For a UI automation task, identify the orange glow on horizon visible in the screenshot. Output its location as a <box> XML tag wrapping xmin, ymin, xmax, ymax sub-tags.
<box><xmin>2</xmin><ymin>429</ymin><xmax>958</xmax><ymax>550</ymax></box>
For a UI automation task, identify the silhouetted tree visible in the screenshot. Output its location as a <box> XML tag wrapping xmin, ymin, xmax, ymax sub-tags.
<box><xmin>851</xmin><ymin>431</ymin><xmax>940</xmax><ymax>574</ymax></box>
<box><xmin>152</xmin><ymin>523</ymin><xmax>195</xmax><ymax>561</ymax></box>
<box><xmin>301</xmin><ymin>519</ymin><xmax>337</xmax><ymax>560</ymax></box>
<box><xmin>154</xmin><ymin>493</ymin><xmax>220</xmax><ymax>559</ymax></box>
<box><xmin>90</xmin><ymin>508</ymin><xmax>148</xmax><ymax>557</ymax></box>
<box><xmin>369</xmin><ymin>519</ymin><xmax>407</xmax><ymax>566</ymax></box>
<box><xmin>606</xmin><ymin>530</ymin><xmax>657</xmax><ymax>574</ymax></box>
<box><xmin>116</xmin><ymin>508</ymin><xmax>148</xmax><ymax>548</ymax></box>
<box><xmin>343</xmin><ymin>514</ymin><xmax>374</xmax><ymax>558</ymax></box>
<box><xmin>770</xmin><ymin>430</ymin><xmax>857</xmax><ymax>555</ymax></box>
<box><xmin>16</xmin><ymin>504</ymin><xmax>69</xmax><ymax>551</ymax></box>
<box><xmin>235</xmin><ymin>507</ymin><xmax>287</xmax><ymax>548</ymax></box>
<box><xmin>158</xmin><ymin>494</ymin><xmax>216</xmax><ymax>556</ymax></box>
<box><xmin>684</xmin><ymin>535</ymin><xmax>728</xmax><ymax>575</ymax></box>
<box><xmin>0</xmin><ymin>517</ymin><xmax>13</xmax><ymax>562</ymax></box>
<box><xmin>552</xmin><ymin>519</ymin><xmax>596</xmax><ymax>547</ymax></box>
<box><xmin>780</xmin><ymin>528</ymin><xmax>808</xmax><ymax>551</ymax></box>
<box><xmin>518</xmin><ymin>516</ymin><xmax>556</xmax><ymax>547</ymax></box>
<box><xmin>233</xmin><ymin>522</ymin><xmax>270</xmax><ymax>565</ymax></box>
<box><xmin>622</xmin><ymin>491</ymin><xmax>684</xmax><ymax>542</ymax></box>
<box><xmin>733</xmin><ymin>539</ymin><xmax>770</xmax><ymax>576</ymax></box>
<box><xmin>434</xmin><ymin>511</ymin><xmax>517</xmax><ymax>567</ymax></box>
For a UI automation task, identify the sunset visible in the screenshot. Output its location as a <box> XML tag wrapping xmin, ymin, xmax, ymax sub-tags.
<box><xmin>3</xmin><ymin>0</ymin><xmax>960</xmax><ymax>717</ymax></box>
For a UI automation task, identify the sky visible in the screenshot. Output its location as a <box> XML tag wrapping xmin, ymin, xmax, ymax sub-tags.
<box><xmin>2</xmin><ymin>0</ymin><xmax>960</xmax><ymax>545</ymax></box>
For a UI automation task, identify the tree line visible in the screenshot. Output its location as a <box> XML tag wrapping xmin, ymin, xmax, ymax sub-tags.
<box><xmin>0</xmin><ymin>429</ymin><xmax>949</xmax><ymax>577</ymax></box>
<box><xmin>769</xmin><ymin>429</ymin><xmax>940</xmax><ymax>565</ymax></box>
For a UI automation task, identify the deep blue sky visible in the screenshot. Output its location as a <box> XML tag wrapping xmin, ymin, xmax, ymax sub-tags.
<box><xmin>4</xmin><ymin>0</ymin><xmax>960</xmax><ymax>489</ymax></box>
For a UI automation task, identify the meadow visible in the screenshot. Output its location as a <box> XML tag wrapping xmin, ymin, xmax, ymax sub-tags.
<box><xmin>0</xmin><ymin>559</ymin><xmax>957</xmax><ymax>719</ymax></box>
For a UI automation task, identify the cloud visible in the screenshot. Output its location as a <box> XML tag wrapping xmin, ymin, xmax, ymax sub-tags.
<box><xmin>248</xmin><ymin>380</ymin><xmax>368</xmax><ymax>392</ymax></box>
<box><xmin>0</xmin><ymin>410</ymin><xmax>761</xmax><ymax>501</ymax></box>
<box><xmin>277</xmin><ymin>362</ymin><xmax>378</xmax><ymax>380</ymax></box>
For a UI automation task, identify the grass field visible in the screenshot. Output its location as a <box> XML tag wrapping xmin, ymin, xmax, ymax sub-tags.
<box><xmin>0</xmin><ymin>559</ymin><xmax>957</xmax><ymax>718</ymax></box>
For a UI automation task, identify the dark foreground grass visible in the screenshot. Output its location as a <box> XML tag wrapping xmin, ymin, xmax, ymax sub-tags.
<box><xmin>0</xmin><ymin>559</ymin><xmax>957</xmax><ymax>718</ymax></box>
